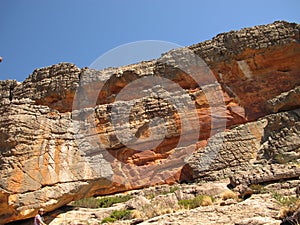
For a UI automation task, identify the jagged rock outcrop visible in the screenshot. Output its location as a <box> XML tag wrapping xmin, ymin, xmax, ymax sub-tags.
<box><xmin>13</xmin><ymin>63</ymin><xmax>80</xmax><ymax>112</ymax></box>
<box><xmin>0</xmin><ymin>21</ymin><xmax>300</xmax><ymax>224</ymax></box>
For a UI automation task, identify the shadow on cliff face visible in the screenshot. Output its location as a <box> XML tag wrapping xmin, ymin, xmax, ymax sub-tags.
<box><xmin>179</xmin><ymin>164</ymin><xmax>194</xmax><ymax>183</ymax></box>
<box><xmin>4</xmin><ymin>207</ymin><xmax>67</xmax><ymax>225</ymax></box>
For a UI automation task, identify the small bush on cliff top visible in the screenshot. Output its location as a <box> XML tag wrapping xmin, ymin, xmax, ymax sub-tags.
<box><xmin>70</xmin><ymin>194</ymin><xmax>132</xmax><ymax>208</ymax></box>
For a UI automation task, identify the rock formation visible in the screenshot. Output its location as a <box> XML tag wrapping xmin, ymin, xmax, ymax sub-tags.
<box><xmin>0</xmin><ymin>20</ymin><xmax>300</xmax><ymax>224</ymax></box>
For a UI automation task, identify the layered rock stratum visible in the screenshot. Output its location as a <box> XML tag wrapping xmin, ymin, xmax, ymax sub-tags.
<box><xmin>0</xmin><ymin>20</ymin><xmax>300</xmax><ymax>224</ymax></box>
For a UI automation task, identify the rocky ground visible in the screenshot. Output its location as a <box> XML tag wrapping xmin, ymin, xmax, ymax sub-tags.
<box><xmin>9</xmin><ymin>177</ymin><xmax>299</xmax><ymax>225</ymax></box>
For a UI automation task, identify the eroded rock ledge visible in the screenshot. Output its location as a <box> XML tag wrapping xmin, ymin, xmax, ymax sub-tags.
<box><xmin>0</xmin><ymin>20</ymin><xmax>300</xmax><ymax>224</ymax></box>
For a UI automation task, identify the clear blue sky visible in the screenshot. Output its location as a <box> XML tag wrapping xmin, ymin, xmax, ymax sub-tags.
<box><xmin>0</xmin><ymin>0</ymin><xmax>299</xmax><ymax>81</ymax></box>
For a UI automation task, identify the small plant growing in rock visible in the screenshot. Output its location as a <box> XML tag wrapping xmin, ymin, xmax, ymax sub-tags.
<box><xmin>98</xmin><ymin>195</ymin><xmax>132</xmax><ymax>208</ymax></box>
<box><xmin>272</xmin><ymin>192</ymin><xmax>299</xmax><ymax>207</ymax></box>
<box><xmin>111</xmin><ymin>209</ymin><xmax>132</xmax><ymax>220</ymax></box>
<box><xmin>274</xmin><ymin>153</ymin><xmax>291</xmax><ymax>164</ymax></box>
<box><xmin>138</xmin><ymin>192</ymin><xmax>181</xmax><ymax>219</ymax></box>
<box><xmin>200</xmin><ymin>195</ymin><xmax>214</xmax><ymax>206</ymax></box>
<box><xmin>178</xmin><ymin>200</ymin><xmax>190</xmax><ymax>209</ymax></box>
<box><xmin>101</xmin><ymin>217</ymin><xmax>116</xmax><ymax>223</ymax></box>
<box><xmin>145</xmin><ymin>193</ymin><xmax>155</xmax><ymax>199</ymax></box>
<box><xmin>70</xmin><ymin>197</ymin><xmax>101</xmax><ymax>208</ymax></box>
<box><xmin>162</xmin><ymin>186</ymin><xmax>179</xmax><ymax>195</ymax></box>
<box><xmin>101</xmin><ymin>209</ymin><xmax>132</xmax><ymax>223</ymax></box>
<box><xmin>273</xmin><ymin>192</ymin><xmax>300</xmax><ymax>221</ymax></box>
<box><xmin>130</xmin><ymin>209</ymin><xmax>142</xmax><ymax>219</ymax></box>
<box><xmin>70</xmin><ymin>194</ymin><xmax>132</xmax><ymax>208</ymax></box>
<box><xmin>169</xmin><ymin>186</ymin><xmax>179</xmax><ymax>193</ymax></box>
<box><xmin>178</xmin><ymin>195</ymin><xmax>213</xmax><ymax>209</ymax></box>
<box><xmin>141</xmin><ymin>203</ymin><xmax>174</xmax><ymax>219</ymax></box>
<box><xmin>249</xmin><ymin>184</ymin><xmax>268</xmax><ymax>194</ymax></box>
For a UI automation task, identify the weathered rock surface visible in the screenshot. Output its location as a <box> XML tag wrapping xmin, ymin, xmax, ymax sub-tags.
<box><xmin>188</xmin><ymin>108</ymin><xmax>300</xmax><ymax>181</ymax></box>
<box><xmin>230</xmin><ymin>164</ymin><xmax>300</xmax><ymax>188</ymax></box>
<box><xmin>139</xmin><ymin>194</ymin><xmax>281</xmax><ymax>225</ymax></box>
<box><xmin>5</xmin><ymin>181</ymin><xmax>281</xmax><ymax>225</ymax></box>
<box><xmin>0</xmin><ymin>21</ymin><xmax>300</xmax><ymax>224</ymax></box>
<box><xmin>13</xmin><ymin>63</ymin><xmax>80</xmax><ymax>112</ymax></box>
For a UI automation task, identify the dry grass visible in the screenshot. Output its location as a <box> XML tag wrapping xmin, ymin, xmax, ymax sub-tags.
<box><xmin>140</xmin><ymin>204</ymin><xmax>174</xmax><ymax>219</ymax></box>
<box><xmin>135</xmin><ymin>193</ymin><xmax>180</xmax><ymax>220</ymax></box>
<box><xmin>278</xmin><ymin>206</ymin><xmax>294</xmax><ymax>219</ymax></box>
<box><xmin>221</xmin><ymin>190</ymin><xmax>238</xmax><ymax>201</ymax></box>
<box><xmin>178</xmin><ymin>195</ymin><xmax>214</xmax><ymax>209</ymax></box>
<box><xmin>130</xmin><ymin>210</ymin><xmax>142</xmax><ymax>219</ymax></box>
<box><xmin>201</xmin><ymin>195</ymin><xmax>213</xmax><ymax>206</ymax></box>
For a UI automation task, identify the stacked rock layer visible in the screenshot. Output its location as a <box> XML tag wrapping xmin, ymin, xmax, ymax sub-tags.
<box><xmin>0</xmin><ymin>21</ymin><xmax>300</xmax><ymax>223</ymax></box>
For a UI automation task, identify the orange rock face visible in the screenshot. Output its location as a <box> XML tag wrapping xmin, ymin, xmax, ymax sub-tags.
<box><xmin>212</xmin><ymin>43</ymin><xmax>300</xmax><ymax>120</ymax></box>
<box><xmin>0</xmin><ymin>21</ymin><xmax>300</xmax><ymax>223</ymax></box>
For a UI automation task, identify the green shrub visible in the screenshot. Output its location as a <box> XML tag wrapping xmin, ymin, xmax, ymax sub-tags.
<box><xmin>101</xmin><ymin>210</ymin><xmax>132</xmax><ymax>223</ymax></box>
<box><xmin>178</xmin><ymin>199</ymin><xmax>192</xmax><ymax>209</ymax></box>
<box><xmin>70</xmin><ymin>194</ymin><xmax>132</xmax><ymax>208</ymax></box>
<box><xmin>274</xmin><ymin>154</ymin><xmax>289</xmax><ymax>164</ymax></box>
<box><xmin>101</xmin><ymin>217</ymin><xmax>116</xmax><ymax>223</ymax></box>
<box><xmin>249</xmin><ymin>184</ymin><xmax>268</xmax><ymax>194</ymax></box>
<box><xmin>178</xmin><ymin>195</ymin><xmax>213</xmax><ymax>209</ymax></box>
<box><xmin>110</xmin><ymin>209</ymin><xmax>132</xmax><ymax>220</ymax></box>
<box><xmin>169</xmin><ymin>186</ymin><xmax>179</xmax><ymax>193</ymax></box>
<box><xmin>161</xmin><ymin>186</ymin><xmax>179</xmax><ymax>195</ymax></box>
<box><xmin>273</xmin><ymin>192</ymin><xmax>300</xmax><ymax>220</ymax></box>
<box><xmin>70</xmin><ymin>197</ymin><xmax>100</xmax><ymax>208</ymax></box>
<box><xmin>146</xmin><ymin>193</ymin><xmax>155</xmax><ymax>199</ymax></box>
<box><xmin>98</xmin><ymin>195</ymin><xmax>132</xmax><ymax>208</ymax></box>
<box><xmin>272</xmin><ymin>192</ymin><xmax>299</xmax><ymax>207</ymax></box>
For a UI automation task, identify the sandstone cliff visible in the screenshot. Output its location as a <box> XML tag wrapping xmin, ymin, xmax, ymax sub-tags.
<box><xmin>0</xmin><ymin>21</ymin><xmax>300</xmax><ymax>224</ymax></box>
